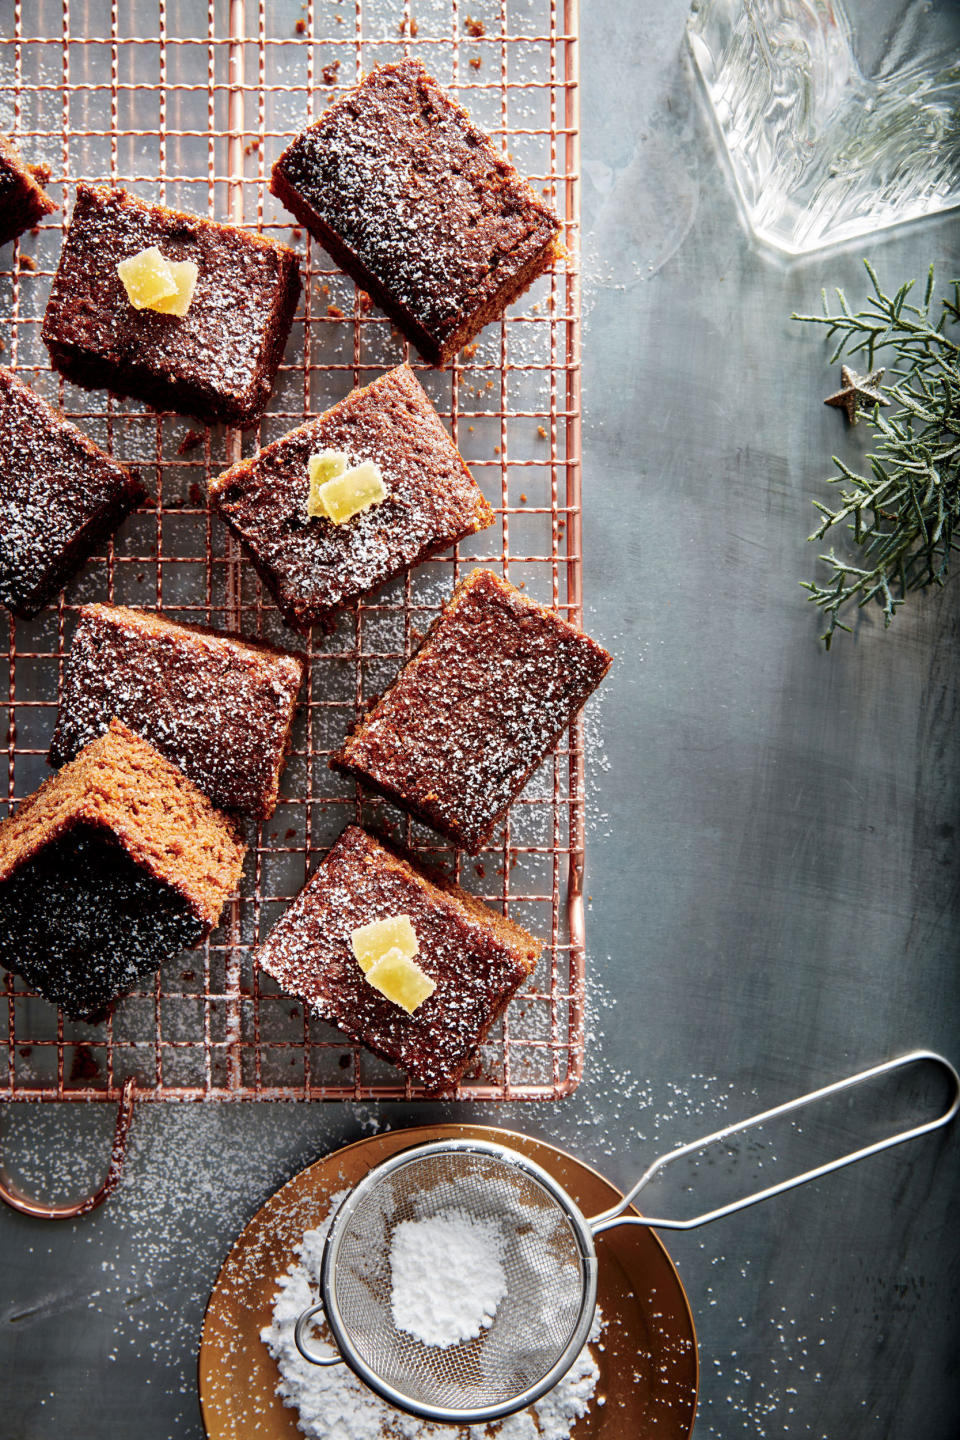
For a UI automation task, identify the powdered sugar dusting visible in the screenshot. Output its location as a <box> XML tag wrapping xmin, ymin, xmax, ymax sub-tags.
<box><xmin>42</xmin><ymin>184</ymin><xmax>301</xmax><ymax>426</ymax></box>
<box><xmin>0</xmin><ymin>366</ymin><xmax>144</xmax><ymax>617</ymax></box>
<box><xmin>211</xmin><ymin>366</ymin><xmax>492</xmax><ymax>631</ymax></box>
<box><xmin>256</xmin><ymin>825</ymin><xmax>538</xmax><ymax>1092</ymax></box>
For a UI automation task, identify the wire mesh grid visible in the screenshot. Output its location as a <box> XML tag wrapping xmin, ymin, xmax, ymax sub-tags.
<box><xmin>0</xmin><ymin>0</ymin><xmax>584</xmax><ymax>1103</ymax></box>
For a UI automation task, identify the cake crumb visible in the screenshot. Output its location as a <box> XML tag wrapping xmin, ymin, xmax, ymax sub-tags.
<box><xmin>177</xmin><ymin>427</ymin><xmax>205</xmax><ymax>455</ymax></box>
<box><xmin>321</xmin><ymin>61</ymin><xmax>340</xmax><ymax>85</ymax></box>
<box><xmin>327</xmin><ymin>303</ymin><xmax>344</xmax><ymax>318</ymax></box>
<box><xmin>70</xmin><ymin>1042</ymin><xmax>99</xmax><ymax>1081</ymax></box>
<box><xmin>537</xmin><ymin>425</ymin><xmax>547</xmax><ymax>438</ymax></box>
<box><xmin>465</xmin><ymin>16</ymin><xmax>485</xmax><ymax>37</ymax></box>
<box><xmin>469</xmin><ymin>55</ymin><xmax>482</xmax><ymax>70</ymax></box>
<box><xmin>294</xmin><ymin>16</ymin><xmax>307</xmax><ymax>33</ymax></box>
<box><xmin>357</xmin><ymin>289</ymin><xmax>372</xmax><ymax>314</ymax></box>
<box><xmin>519</xmin><ymin>493</ymin><xmax>527</xmax><ymax>503</ymax></box>
<box><xmin>18</xmin><ymin>252</ymin><xmax>36</xmax><ymax>271</ymax></box>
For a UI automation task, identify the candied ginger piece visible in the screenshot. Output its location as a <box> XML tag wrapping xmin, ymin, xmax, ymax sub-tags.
<box><xmin>117</xmin><ymin>246</ymin><xmax>198</xmax><ymax>316</ymax></box>
<box><xmin>350</xmin><ymin>914</ymin><xmax>419</xmax><ymax>974</ymax></box>
<box><xmin>151</xmin><ymin>259</ymin><xmax>199</xmax><ymax>316</ymax></box>
<box><xmin>313</xmin><ymin>459</ymin><xmax>386</xmax><ymax>525</ymax></box>
<box><xmin>117</xmin><ymin>246</ymin><xmax>177</xmax><ymax>309</ymax></box>
<box><xmin>307</xmin><ymin>450</ymin><xmax>350</xmax><ymax>518</ymax></box>
<box><xmin>365</xmin><ymin>947</ymin><xmax>436</xmax><ymax>1014</ymax></box>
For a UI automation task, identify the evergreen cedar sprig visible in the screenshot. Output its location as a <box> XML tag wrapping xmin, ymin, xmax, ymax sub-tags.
<box><xmin>792</xmin><ymin>261</ymin><xmax>960</xmax><ymax>649</ymax></box>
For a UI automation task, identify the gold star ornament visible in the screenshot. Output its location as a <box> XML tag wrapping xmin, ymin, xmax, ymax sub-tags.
<box><xmin>824</xmin><ymin>365</ymin><xmax>890</xmax><ymax>424</ymax></box>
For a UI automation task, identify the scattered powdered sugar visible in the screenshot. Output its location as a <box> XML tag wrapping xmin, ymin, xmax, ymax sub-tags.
<box><xmin>260</xmin><ymin>1192</ymin><xmax>604</xmax><ymax>1440</ymax></box>
<box><xmin>390</xmin><ymin>1211</ymin><xmax>507</xmax><ymax>1348</ymax></box>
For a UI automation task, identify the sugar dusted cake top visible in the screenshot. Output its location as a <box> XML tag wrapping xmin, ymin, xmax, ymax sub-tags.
<box><xmin>49</xmin><ymin>605</ymin><xmax>305</xmax><ymax>818</ymax></box>
<box><xmin>42</xmin><ymin>184</ymin><xmax>301</xmax><ymax>426</ymax></box>
<box><xmin>334</xmin><ymin>568</ymin><xmax>612</xmax><ymax>852</ymax></box>
<box><xmin>270</xmin><ymin>60</ymin><xmax>561</xmax><ymax>363</ymax></box>
<box><xmin>256</xmin><ymin>824</ymin><xmax>540</xmax><ymax>1091</ymax></box>
<box><xmin>0</xmin><ymin>366</ymin><xmax>145</xmax><ymax>618</ymax></box>
<box><xmin>210</xmin><ymin>364</ymin><xmax>493</xmax><ymax>631</ymax></box>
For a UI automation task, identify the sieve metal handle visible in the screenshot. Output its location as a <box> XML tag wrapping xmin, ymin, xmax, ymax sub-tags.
<box><xmin>295</xmin><ymin>1303</ymin><xmax>345</xmax><ymax>1367</ymax></box>
<box><xmin>589</xmin><ymin>1050</ymin><xmax>959</xmax><ymax>1234</ymax></box>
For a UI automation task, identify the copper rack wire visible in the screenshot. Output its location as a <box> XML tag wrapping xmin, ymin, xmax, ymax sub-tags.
<box><xmin>0</xmin><ymin>0</ymin><xmax>585</xmax><ymax>1165</ymax></box>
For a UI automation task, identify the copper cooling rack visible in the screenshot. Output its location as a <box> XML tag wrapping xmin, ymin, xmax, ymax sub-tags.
<box><xmin>0</xmin><ymin>0</ymin><xmax>584</xmax><ymax>1143</ymax></box>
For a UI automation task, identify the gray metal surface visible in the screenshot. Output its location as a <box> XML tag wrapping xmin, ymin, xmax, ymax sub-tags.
<box><xmin>2</xmin><ymin>3</ymin><xmax>959</xmax><ymax>1437</ymax></box>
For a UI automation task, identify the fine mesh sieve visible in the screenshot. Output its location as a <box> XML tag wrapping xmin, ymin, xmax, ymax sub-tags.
<box><xmin>294</xmin><ymin>1051</ymin><xmax>959</xmax><ymax>1425</ymax></box>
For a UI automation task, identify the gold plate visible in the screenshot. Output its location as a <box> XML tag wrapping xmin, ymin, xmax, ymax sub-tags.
<box><xmin>198</xmin><ymin>1125</ymin><xmax>699</xmax><ymax>1439</ymax></box>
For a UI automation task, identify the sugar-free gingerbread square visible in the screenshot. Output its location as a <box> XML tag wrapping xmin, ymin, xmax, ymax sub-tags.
<box><xmin>49</xmin><ymin>605</ymin><xmax>305</xmax><ymax>819</ymax></box>
<box><xmin>0</xmin><ymin>366</ymin><xmax>145</xmax><ymax>619</ymax></box>
<box><xmin>210</xmin><ymin>365</ymin><xmax>493</xmax><ymax>631</ymax></box>
<box><xmin>0</xmin><ymin>721</ymin><xmax>246</xmax><ymax>1018</ymax></box>
<box><xmin>270</xmin><ymin>60</ymin><xmax>561</xmax><ymax>365</ymax></box>
<box><xmin>256</xmin><ymin>824</ymin><xmax>540</xmax><ymax>1091</ymax></box>
<box><xmin>42</xmin><ymin>184</ymin><xmax>301</xmax><ymax>427</ymax></box>
<box><xmin>334</xmin><ymin>568</ymin><xmax>612</xmax><ymax>853</ymax></box>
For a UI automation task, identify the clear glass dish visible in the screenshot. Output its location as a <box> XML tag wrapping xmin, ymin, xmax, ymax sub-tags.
<box><xmin>688</xmin><ymin>0</ymin><xmax>960</xmax><ymax>255</ymax></box>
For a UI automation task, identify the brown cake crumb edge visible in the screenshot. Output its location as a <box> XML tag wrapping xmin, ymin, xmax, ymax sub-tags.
<box><xmin>0</xmin><ymin>134</ymin><xmax>57</xmax><ymax>248</ymax></box>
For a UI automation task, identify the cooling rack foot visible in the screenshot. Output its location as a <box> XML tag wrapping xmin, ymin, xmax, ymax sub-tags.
<box><xmin>0</xmin><ymin>1077</ymin><xmax>136</xmax><ymax>1219</ymax></box>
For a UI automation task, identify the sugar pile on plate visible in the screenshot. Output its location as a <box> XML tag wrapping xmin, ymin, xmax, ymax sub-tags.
<box><xmin>260</xmin><ymin>1191</ymin><xmax>604</xmax><ymax>1440</ymax></box>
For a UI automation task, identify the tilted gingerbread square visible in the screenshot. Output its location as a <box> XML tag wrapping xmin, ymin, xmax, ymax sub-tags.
<box><xmin>256</xmin><ymin>824</ymin><xmax>540</xmax><ymax>1091</ymax></box>
<box><xmin>42</xmin><ymin>184</ymin><xmax>301</xmax><ymax>427</ymax></box>
<box><xmin>210</xmin><ymin>365</ymin><xmax>493</xmax><ymax>631</ymax></box>
<box><xmin>49</xmin><ymin>605</ymin><xmax>305</xmax><ymax>819</ymax></box>
<box><xmin>333</xmin><ymin>568</ymin><xmax>612</xmax><ymax>853</ymax></box>
<box><xmin>270</xmin><ymin>60</ymin><xmax>562</xmax><ymax>365</ymax></box>
<box><xmin>0</xmin><ymin>366</ymin><xmax>145</xmax><ymax>619</ymax></box>
<box><xmin>0</xmin><ymin>720</ymin><xmax>246</xmax><ymax>1018</ymax></box>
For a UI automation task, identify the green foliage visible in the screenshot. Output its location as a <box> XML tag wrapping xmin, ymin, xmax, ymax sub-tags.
<box><xmin>792</xmin><ymin>261</ymin><xmax>960</xmax><ymax>649</ymax></box>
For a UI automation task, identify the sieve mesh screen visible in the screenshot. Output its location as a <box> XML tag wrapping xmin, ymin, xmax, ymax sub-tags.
<box><xmin>324</xmin><ymin>1149</ymin><xmax>590</xmax><ymax>1409</ymax></box>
